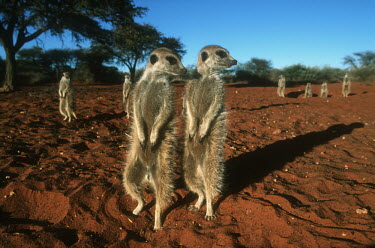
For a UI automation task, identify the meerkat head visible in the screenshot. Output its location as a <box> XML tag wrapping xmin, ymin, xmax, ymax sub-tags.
<box><xmin>63</xmin><ymin>72</ymin><xmax>70</xmax><ymax>78</ymax></box>
<box><xmin>146</xmin><ymin>47</ymin><xmax>187</xmax><ymax>76</ymax></box>
<box><xmin>124</xmin><ymin>74</ymin><xmax>131</xmax><ymax>81</ymax></box>
<box><xmin>197</xmin><ymin>45</ymin><xmax>237</xmax><ymax>75</ymax></box>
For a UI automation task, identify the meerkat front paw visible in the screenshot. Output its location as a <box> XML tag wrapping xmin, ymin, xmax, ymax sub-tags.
<box><xmin>138</xmin><ymin>132</ymin><xmax>146</xmax><ymax>148</ymax></box>
<box><xmin>188</xmin><ymin>123</ymin><xmax>197</xmax><ymax>139</ymax></box>
<box><xmin>150</xmin><ymin>129</ymin><xmax>158</xmax><ymax>148</ymax></box>
<box><xmin>198</xmin><ymin>123</ymin><xmax>209</xmax><ymax>141</ymax></box>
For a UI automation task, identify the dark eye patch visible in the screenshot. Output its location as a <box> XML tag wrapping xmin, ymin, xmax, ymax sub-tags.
<box><xmin>216</xmin><ymin>50</ymin><xmax>227</xmax><ymax>58</ymax></box>
<box><xmin>166</xmin><ymin>56</ymin><xmax>177</xmax><ymax>65</ymax></box>
<box><xmin>201</xmin><ymin>51</ymin><xmax>208</xmax><ymax>62</ymax></box>
<box><xmin>150</xmin><ymin>54</ymin><xmax>158</xmax><ymax>65</ymax></box>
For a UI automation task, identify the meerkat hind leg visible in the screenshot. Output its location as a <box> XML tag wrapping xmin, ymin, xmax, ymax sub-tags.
<box><xmin>123</xmin><ymin>159</ymin><xmax>146</xmax><ymax>215</ymax></box>
<box><xmin>154</xmin><ymin>198</ymin><xmax>162</xmax><ymax>230</ymax></box>
<box><xmin>188</xmin><ymin>190</ymin><xmax>205</xmax><ymax>212</ymax></box>
<box><xmin>204</xmin><ymin>194</ymin><xmax>216</xmax><ymax>221</ymax></box>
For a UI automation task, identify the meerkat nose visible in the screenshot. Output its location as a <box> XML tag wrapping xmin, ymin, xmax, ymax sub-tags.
<box><xmin>232</xmin><ymin>60</ymin><xmax>238</xmax><ymax>65</ymax></box>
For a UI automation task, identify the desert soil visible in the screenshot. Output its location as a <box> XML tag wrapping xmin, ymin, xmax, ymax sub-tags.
<box><xmin>0</xmin><ymin>82</ymin><xmax>374</xmax><ymax>248</ymax></box>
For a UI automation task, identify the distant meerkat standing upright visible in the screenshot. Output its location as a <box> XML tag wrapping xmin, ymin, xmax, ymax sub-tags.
<box><xmin>123</xmin><ymin>48</ymin><xmax>186</xmax><ymax>230</ymax></box>
<box><xmin>183</xmin><ymin>45</ymin><xmax>237</xmax><ymax>221</ymax></box>
<box><xmin>277</xmin><ymin>75</ymin><xmax>286</xmax><ymax>97</ymax></box>
<box><xmin>304</xmin><ymin>83</ymin><xmax>312</xmax><ymax>98</ymax></box>
<box><xmin>320</xmin><ymin>81</ymin><xmax>328</xmax><ymax>98</ymax></box>
<box><xmin>122</xmin><ymin>74</ymin><xmax>132</xmax><ymax>117</ymax></box>
<box><xmin>342</xmin><ymin>73</ymin><xmax>351</xmax><ymax>97</ymax></box>
<box><xmin>58</xmin><ymin>72</ymin><xmax>77</xmax><ymax>122</ymax></box>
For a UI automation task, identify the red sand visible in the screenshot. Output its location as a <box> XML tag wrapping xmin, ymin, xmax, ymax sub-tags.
<box><xmin>0</xmin><ymin>82</ymin><xmax>374</xmax><ymax>247</ymax></box>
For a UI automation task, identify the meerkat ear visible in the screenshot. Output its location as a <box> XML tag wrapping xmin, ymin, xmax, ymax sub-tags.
<box><xmin>150</xmin><ymin>54</ymin><xmax>158</xmax><ymax>65</ymax></box>
<box><xmin>201</xmin><ymin>51</ymin><xmax>208</xmax><ymax>62</ymax></box>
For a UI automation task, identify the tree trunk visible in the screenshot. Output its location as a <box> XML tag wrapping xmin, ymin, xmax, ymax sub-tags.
<box><xmin>129</xmin><ymin>66</ymin><xmax>136</xmax><ymax>83</ymax></box>
<box><xmin>0</xmin><ymin>47</ymin><xmax>16</xmax><ymax>92</ymax></box>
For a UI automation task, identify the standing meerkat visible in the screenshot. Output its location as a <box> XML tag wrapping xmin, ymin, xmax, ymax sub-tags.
<box><xmin>342</xmin><ymin>73</ymin><xmax>351</xmax><ymax>97</ymax></box>
<box><xmin>320</xmin><ymin>81</ymin><xmax>328</xmax><ymax>98</ymax></box>
<box><xmin>183</xmin><ymin>45</ymin><xmax>237</xmax><ymax>221</ymax></box>
<box><xmin>122</xmin><ymin>48</ymin><xmax>186</xmax><ymax>230</ymax></box>
<box><xmin>304</xmin><ymin>83</ymin><xmax>312</xmax><ymax>98</ymax></box>
<box><xmin>122</xmin><ymin>74</ymin><xmax>132</xmax><ymax>117</ymax></box>
<box><xmin>58</xmin><ymin>72</ymin><xmax>77</xmax><ymax>122</ymax></box>
<box><xmin>277</xmin><ymin>75</ymin><xmax>286</xmax><ymax>97</ymax></box>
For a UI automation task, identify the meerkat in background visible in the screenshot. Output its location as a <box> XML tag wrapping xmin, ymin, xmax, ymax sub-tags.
<box><xmin>304</xmin><ymin>83</ymin><xmax>312</xmax><ymax>98</ymax></box>
<box><xmin>58</xmin><ymin>72</ymin><xmax>77</xmax><ymax>122</ymax></box>
<box><xmin>122</xmin><ymin>74</ymin><xmax>132</xmax><ymax>117</ymax></box>
<box><xmin>183</xmin><ymin>45</ymin><xmax>237</xmax><ymax>221</ymax></box>
<box><xmin>320</xmin><ymin>81</ymin><xmax>328</xmax><ymax>98</ymax></box>
<box><xmin>277</xmin><ymin>75</ymin><xmax>286</xmax><ymax>97</ymax></box>
<box><xmin>342</xmin><ymin>73</ymin><xmax>351</xmax><ymax>97</ymax></box>
<box><xmin>123</xmin><ymin>48</ymin><xmax>186</xmax><ymax>230</ymax></box>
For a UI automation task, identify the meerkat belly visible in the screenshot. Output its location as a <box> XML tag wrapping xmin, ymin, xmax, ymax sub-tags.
<box><xmin>192</xmin><ymin>84</ymin><xmax>216</xmax><ymax>119</ymax></box>
<box><xmin>141</xmin><ymin>84</ymin><xmax>169</xmax><ymax>134</ymax></box>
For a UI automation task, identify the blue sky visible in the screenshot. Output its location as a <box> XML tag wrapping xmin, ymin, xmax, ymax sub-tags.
<box><xmin>1</xmin><ymin>0</ymin><xmax>374</xmax><ymax>71</ymax></box>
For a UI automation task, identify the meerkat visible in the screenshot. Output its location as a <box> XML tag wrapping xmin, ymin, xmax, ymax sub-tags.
<box><xmin>277</xmin><ymin>75</ymin><xmax>286</xmax><ymax>97</ymax></box>
<box><xmin>304</xmin><ymin>83</ymin><xmax>312</xmax><ymax>98</ymax></box>
<box><xmin>320</xmin><ymin>81</ymin><xmax>328</xmax><ymax>98</ymax></box>
<box><xmin>122</xmin><ymin>74</ymin><xmax>132</xmax><ymax>117</ymax></box>
<box><xmin>342</xmin><ymin>73</ymin><xmax>351</xmax><ymax>97</ymax></box>
<box><xmin>122</xmin><ymin>48</ymin><xmax>186</xmax><ymax>230</ymax></box>
<box><xmin>183</xmin><ymin>45</ymin><xmax>237</xmax><ymax>221</ymax></box>
<box><xmin>58</xmin><ymin>72</ymin><xmax>77</xmax><ymax>122</ymax></box>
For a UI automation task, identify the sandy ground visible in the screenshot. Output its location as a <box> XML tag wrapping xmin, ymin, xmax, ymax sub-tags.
<box><xmin>0</xmin><ymin>81</ymin><xmax>374</xmax><ymax>248</ymax></box>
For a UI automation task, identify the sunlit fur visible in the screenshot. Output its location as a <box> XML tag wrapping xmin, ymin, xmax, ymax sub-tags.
<box><xmin>320</xmin><ymin>82</ymin><xmax>328</xmax><ymax>98</ymax></box>
<box><xmin>123</xmin><ymin>48</ymin><xmax>186</xmax><ymax>230</ymax></box>
<box><xmin>342</xmin><ymin>73</ymin><xmax>351</xmax><ymax>97</ymax></box>
<box><xmin>304</xmin><ymin>83</ymin><xmax>313</xmax><ymax>98</ymax></box>
<box><xmin>122</xmin><ymin>74</ymin><xmax>132</xmax><ymax>118</ymax></box>
<box><xmin>183</xmin><ymin>45</ymin><xmax>237</xmax><ymax>221</ymax></box>
<box><xmin>58</xmin><ymin>72</ymin><xmax>77</xmax><ymax>122</ymax></box>
<box><xmin>277</xmin><ymin>75</ymin><xmax>286</xmax><ymax>97</ymax></box>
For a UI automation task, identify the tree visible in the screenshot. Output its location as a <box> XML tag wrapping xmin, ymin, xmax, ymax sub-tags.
<box><xmin>109</xmin><ymin>23</ymin><xmax>186</xmax><ymax>82</ymax></box>
<box><xmin>242</xmin><ymin>58</ymin><xmax>273</xmax><ymax>77</ymax></box>
<box><xmin>75</xmin><ymin>44</ymin><xmax>116</xmax><ymax>83</ymax></box>
<box><xmin>0</xmin><ymin>0</ymin><xmax>145</xmax><ymax>92</ymax></box>
<box><xmin>235</xmin><ymin>57</ymin><xmax>273</xmax><ymax>83</ymax></box>
<box><xmin>343</xmin><ymin>51</ymin><xmax>375</xmax><ymax>82</ymax></box>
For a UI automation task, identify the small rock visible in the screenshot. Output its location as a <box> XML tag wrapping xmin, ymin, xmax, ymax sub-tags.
<box><xmin>272</xmin><ymin>129</ymin><xmax>282</xmax><ymax>135</ymax></box>
<box><xmin>356</xmin><ymin>208</ymin><xmax>368</xmax><ymax>214</ymax></box>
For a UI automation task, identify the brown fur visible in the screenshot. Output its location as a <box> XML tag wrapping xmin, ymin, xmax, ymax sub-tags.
<box><xmin>122</xmin><ymin>74</ymin><xmax>132</xmax><ymax>118</ymax></box>
<box><xmin>58</xmin><ymin>72</ymin><xmax>77</xmax><ymax>122</ymax></box>
<box><xmin>123</xmin><ymin>48</ymin><xmax>186</xmax><ymax>229</ymax></box>
<box><xmin>183</xmin><ymin>45</ymin><xmax>236</xmax><ymax>220</ymax></box>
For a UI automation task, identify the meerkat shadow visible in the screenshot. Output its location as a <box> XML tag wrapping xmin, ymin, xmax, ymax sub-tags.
<box><xmin>216</xmin><ymin>122</ymin><xmax>365</xmax><ymax>208</ymax></box>
<box><xmin>230</xmin><ymin>103</ymin><xmax>300</xmax><ymax>112</ymax></box>
<box><xmin>286</xmin><ymin>91</ymin><xmax>304</xmax><ymax>98</ymax></box>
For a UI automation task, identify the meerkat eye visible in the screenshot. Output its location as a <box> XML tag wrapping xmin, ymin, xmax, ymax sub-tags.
<box><xmin>150</xmin><ymin>54</ymin><xmax>158</xmax><ymax>65</ymax></box>
<box><xmin>201</xmin><ymin>51</ymin><xmax>208</xmax><ymax>62</ymax></box>
<box><xmin>216</xmin><ymin>50</ymin><xmax>227</xmax><ymax>58</ymax></box>
<box><xmin>166</xmin><ymin>56</ymin><xmax>177</xmax><ymax>65</ymax></box>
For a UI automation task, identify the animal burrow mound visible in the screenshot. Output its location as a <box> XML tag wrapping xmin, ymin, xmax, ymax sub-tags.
<box><xmin>1</xmin><ymin>185</ymin><xmax>70</xmax><ymax>224</ymax></box>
